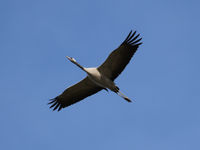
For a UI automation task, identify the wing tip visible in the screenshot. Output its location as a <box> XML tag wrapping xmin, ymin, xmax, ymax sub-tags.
<box><xmin>48</xmin><ymin>97</ymin><xmax>63</xmax><ymax>112</ymax></box>
<box><xmin>122</xmin><ymin>30</ymin><xmax>143</xmax><ymax>47</ymax></box>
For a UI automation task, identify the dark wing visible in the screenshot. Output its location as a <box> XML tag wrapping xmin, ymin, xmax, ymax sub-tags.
<box><xmin>48</xmin><ymin>77</ymin><xmax>102</xmax><ymax>111</ymax></box>
<box><xmin>98</xmin><ymin>30</ymin><xmax>142</xmax><ymax>81</ymax></box>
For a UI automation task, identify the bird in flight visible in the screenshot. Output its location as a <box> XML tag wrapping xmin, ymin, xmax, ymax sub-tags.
<box><xmin>49</xmin><ymin>30</ymin><xmax>142</xmax><ymax>111</ymax></box>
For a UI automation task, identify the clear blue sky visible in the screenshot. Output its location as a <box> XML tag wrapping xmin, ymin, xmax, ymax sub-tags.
<box><xmin>1</xmin><ymin>0</ymin><xmax>200</xmax><ymax>149</ymax></box>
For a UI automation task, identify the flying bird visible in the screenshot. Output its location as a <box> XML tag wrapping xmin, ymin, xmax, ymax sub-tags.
<box><xmin>49</xmin><ymin>30</ymin><xmax>142</xmax><ymax>111</ymax></box>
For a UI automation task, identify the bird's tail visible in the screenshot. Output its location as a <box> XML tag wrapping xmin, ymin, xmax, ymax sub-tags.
<box><xmin>116</xmin><ymin>90</ymin><xmax>132</xmax><ymax>102</ymax></box>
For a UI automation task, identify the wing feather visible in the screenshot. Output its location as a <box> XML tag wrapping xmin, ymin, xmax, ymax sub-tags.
<box><xmin>48</xmin><ymin>77</ymin><xmax>102</xmax><ymax>111</ymax></box>
<box><xmin>98</xmin><ymin>30</ymin><xmax>142</xmax><ymax>80</ymax></box>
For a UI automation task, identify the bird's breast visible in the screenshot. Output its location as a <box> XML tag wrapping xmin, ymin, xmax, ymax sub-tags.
<box><xmin>85</xmin><ymin>67</ymin><xmax>115</xmax><ymax>89</ymax></box>
<box><xmin>85</xmin><ymin>68</ymin><xmax>101</xmax><ymax>80</ymax></box>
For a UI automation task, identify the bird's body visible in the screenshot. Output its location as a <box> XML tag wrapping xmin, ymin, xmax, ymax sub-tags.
<box><xmin>85</xmin><ymin>67</ymin><xmax>117</xmax><ymax>92</ymax></box>
<box><xmin>49</xmin><ymin>30</ymin><xmax>142</xmax><ymax>111</ymax></box>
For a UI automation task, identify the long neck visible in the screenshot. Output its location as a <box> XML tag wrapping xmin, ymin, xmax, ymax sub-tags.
<box><xmin>72</xmin><ymin>61</ymin><xmax>85</xmax><ymax>71</ymax></box>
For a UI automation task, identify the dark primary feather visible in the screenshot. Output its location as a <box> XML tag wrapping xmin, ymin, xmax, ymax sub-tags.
<box><xmin>98</xmin><ymin>30</ymin><xmax>142</xmax><ymax>81</ymax></box>
<box><xmin>48</xmin><ymin>77</ymin><xmax>102</xmax><ymax>111</ymax></box>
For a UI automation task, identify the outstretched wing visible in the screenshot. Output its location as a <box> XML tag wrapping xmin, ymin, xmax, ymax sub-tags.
<box><xmin>48</xmin><ymin>77</ymin><xmax>102</xmax><ymax>111</ymax></box>
<box><xmin>98</xmin><ymin>30</ymin><xmax>142</xmax><ymax>81</ymax></box>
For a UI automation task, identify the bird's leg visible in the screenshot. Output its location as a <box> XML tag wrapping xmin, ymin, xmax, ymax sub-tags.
<box><xmin>111</xmin><ymin>85</ymin><xmax>132</xmax><ymax>102</ymax></box>
<box><xmin>117</xmin><ymin>91</ymin><xmax>132</xmax><ymax>102</ymax></box>
<box><xmin>113</xmin><ymin>86</ymin><xmax>135</xmax><ymax>102</ymax></box>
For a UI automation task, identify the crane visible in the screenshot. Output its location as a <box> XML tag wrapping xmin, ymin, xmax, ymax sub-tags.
<box><xmin>49</xmin><ymin>30</ymin><xmax>142</xmax><ymax>111</ymax></box>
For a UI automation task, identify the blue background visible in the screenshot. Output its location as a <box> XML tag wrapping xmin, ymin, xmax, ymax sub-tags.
<box><xmin>1</xmin><ymin>0</ymin><xmax>200</xmax><ymax>149</ymax></box>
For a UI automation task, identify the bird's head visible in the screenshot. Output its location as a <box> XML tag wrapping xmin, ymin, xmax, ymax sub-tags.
<box><xmin>66</xmin><ymin>56</ymin><xmax>76</xmax><ymax>63</ymax></box>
